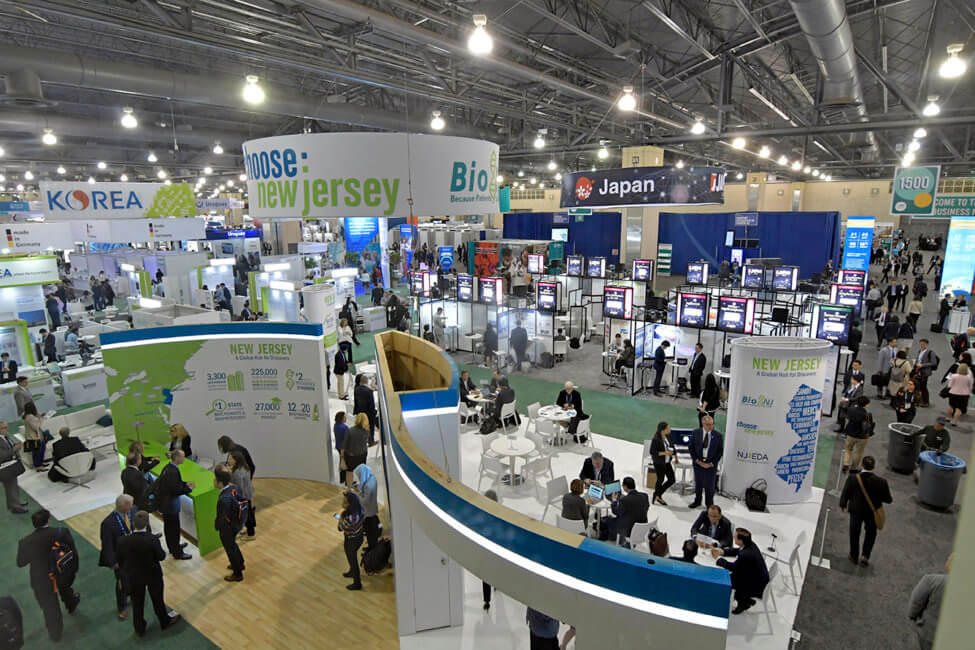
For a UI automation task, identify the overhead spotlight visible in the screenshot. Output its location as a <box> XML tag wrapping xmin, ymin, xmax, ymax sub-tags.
<box><xmin>675</xmin><ymin>160</ymin><xmax>685</xmax><ymax>169</ymax></box>
<box><xmin>227</xmin><ymin>180</ymin><xmax>235</xmax><ymax>187</ymax></box>
<box><xmin>555</xmin><ymin>172</ymin><xmax>562</xmax><ymax>180</ymax></box>
<box><xmin>242</xmin><ymin>74</ymin><xmax>265</xmax><ymax>104</ymax></box>
<box><xmin>597</xmin><ymin>145</ymin><xmax>609</xmax><ymax>160</ymax></box>
<box><xmin>539</xmin><ymin>182</ymin><xmax>545</xmax><ymax>189</ymax></box>
<box><xmin>164</xmin><ymin>179</ymin><xmax>171</xmax><ymax>185</ymax></box>
<box><xmin>736</xmin><ymin>172</ymin><xmax>744</xmax><ymax>180</ymax></box>
<box><xmin>530</xmin><ymin>177</ymin><xmax>537</xmax><ymax>185</ymax></box>
<box><xmin>198</xmin><ymin>177</ymin><xmax>206</xmax><ymax>185</ymax></box>
<box><xmin>157</xmin><ymin>169</ymin><xmax>167</xmax><ymax>179</ymax></box>
<box><xmin>204</xmin><ymin>166</ymin><xmax>213</xmax><ymax>175</ymax></box>
<box><xmin>903</xmin><ymin>152</ymin><xmax>916</xmax><ymax>166</ymax></box>
<box><xmin>618</xmin><ymin>85</ymin><xmax>637</xmax><ymax>112</ymax></box>
<box><xmin>732</xmin><ymin>137</ymin><xmax>746</xmax><ymax>149</ymax></box>
<box><xmin>468</xmin><ymin>14</ymin><xmax>493</xmax><ymax>55</ymax></box>
<box><xmin>803</xmin><ymin>166</ymin><xmax>811</xmax><ymax>174</ymax></box>
<box><xmin>87</xmin><ymin>177</ymin><xmax>95</xmax><ymax>185</ymax></box>
<box><xmin>0</xmin><ymin>174</ymin><xmax>5</xmax><ymax>182</ymax></box>
<box><xmin>212</xmin><ymin>143</ymin><xmax>224</xmax><ymax>155</ymax></box>
<box><xmin>239</xmin><ymin>173</ymin><xmax>247</xmax><ymax>181</ymax></box>
<box><xmin>496</xmin><ymin>175</ymin><xmax>504</xmax><ymax>184</ymax></box>
<box><xmin>759</xmin><ymin>146</ymin><xmax>771</xmax><ymax>158</ymax></box>
<box><xmin>690</xmin><ymin>120</ymin><xmax>706</xmax><ymax>135</ymax></box>
<box><xmin>534</xmin><ymin>131</ymin><xmax>546</xmax><ymax>149</ymax></box>
<box><xmin>907</xmin><ymin>140</ymin><xmax>921</xmax><ymax>153</ymax></box>
<box><xmin>791</xmin><ymin>160</ymin><xmax>802</xmax><ymax>171</ymax></box>
<box><xmin>922</xmin><ymin>95</ymin><xmax>940</xmax><ymax>117</ymax></box>
<box><xmin>220</xmin><ymin>184</ymin><xmax>226</xmax><ymax>190</ymax></box>
<box><xmin>120</xmin><ymin>107</ymin><xmax>138</xmax><ymax>129</ymax></box>
<box><xmin>590</xmin><ymin>166</ymin><xmax>596</xmax><ymax>171</ymax></box>
<box><xmin>517</xmin><ymin>170</ymin><xmax>524</xmax><ymax>178</ymax></box>
<box><xmin>430</xmin><ymin>110</ymin><xmax>445</xmax><ymax>131</ymax></box>
<box><xmin>16</xmin><ymin>184</ymin><xmax>24</xmax><ymax>191</ymax></box>
<box><xmin>547</xmin><ymin>160</ymin><xmax>557</xmax><ymax>171</ymax></box>
<box><xmin>0</xmin><ymin>145</ymin><xmax>4</xmax><ymax>157</ymax></box>
<box><xmin>97</xmin><ymin>161</ymin><xmax>107</xmax><ymax>170</ymax></box>
<box><xmin>778</xmin><ymin>155</ymin><xmax>788</xmax><ymax>166</ymax></box>
<box><xmin>56</xmin><ymin>166</ymin><xmax>66</xmax><ymax>175</ymax></box>
<box><xmin>24</xmin><ymin>170</ymin><xmax>34</xmax><ymax>180</ymax></box>
<box><xmin>939</xmin><ymin>44</ymin><xmax>967</xmax><ymax>79</ymax></box>
<box><xmin>146</xmin><ymin>152</ymin><xmax>158</xmax><ymax>162</ymax></box>
<box><xmin>812</xmin><ymin>170</ymin><xmax>820</xmax><ymax>177</ymax></box>
<box><xmin>120</xmin><ymin>173</ymin><xmax>128</xmax><ymax>182</ymax></box>
<box><xmin>914</xmin><ymin>128</ymin><xmax>928</xmax><ymax>139</ymax></box>
<box><xmin>42</xmin><ymin>128</ymin><xmax>57</xmax><ymax>145</ymax></box>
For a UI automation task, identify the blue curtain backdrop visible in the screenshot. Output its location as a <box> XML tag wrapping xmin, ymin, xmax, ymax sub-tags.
<box><xmin>501</xmin><ymin>212</ymin><xmax>622</xmax><ymax>265</ymax></box>
<box><xmin>658</xmin><ymin>211</ymin><xmax>841</xmax><ymax>278</ymax></box>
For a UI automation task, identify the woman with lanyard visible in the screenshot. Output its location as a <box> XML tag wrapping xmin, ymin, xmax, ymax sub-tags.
<box><xmin>351</xmin><ymin>463</ymin><xmax>380</xmax><ymax>549</ymax></box>
<box><xmin>893</xmin><ymin>378</ymin><xmax>918</xmax><ymax>424</ymax></box>
<box><xmin>650</xmin><ymin>421</ymin><xmax>679</xmax><ymax>506</ymax></box>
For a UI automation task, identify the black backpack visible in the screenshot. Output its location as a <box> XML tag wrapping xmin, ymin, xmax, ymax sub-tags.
<box><xmin>48</xmin><ymin>528</ymin><xmax>77</xmax><ymax>580</ymax></box>
<box><xmin>539</xmin><ymin>352</ymin><xmax>554</xmax><ymax>369</ymax></box>
<box><xmin>479</xmin><ymin>416</ymin><xmax>499</xmax><ymax>435</ymax></box>
<box><xmin>569</xmin><ymin>337</ymin><xmax>581</xmax><ymax>349</ymax></box>
<box><xmin>219</xmin><ymin>485</ymin><xmax>250</xmax><ymax>532</ymax></box>
<box><xmin>361</xmin><ymin>538</ymin><xmax>392</xmax><ymax>574</ymax></box>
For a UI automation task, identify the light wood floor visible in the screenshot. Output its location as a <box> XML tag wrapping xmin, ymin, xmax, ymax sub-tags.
<box><xmin>67</xmin><ymin>479</ymin><xmax>399</xmax><ymax>649</ymax></box>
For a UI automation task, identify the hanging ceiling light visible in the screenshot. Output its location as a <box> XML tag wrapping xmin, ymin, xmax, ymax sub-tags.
<box><xmin>429</xmin><ymin>110</ymin><xmax>446</xmax><ymax>131</ymax></box>
<box><xmin>0</xmin><ymin>174</ymin><xmax>5</xmax><ymax>182</ymax></box>
<box><xmin>146</xmin><ymin>152</ymin><xmax>158</xmax><ymax>162</ymax></box>
<box><xmin>812</xmin><ymin>170</ymin><xmax>820</xmax><ymax>177</ymax></box>
<box><xmin>468</xmin><ymin>14</ymin><xmax>493</xmax><ymax>55</ymax></box>
<box><xmin>517</xmin><ymin>170</ymin><xmax>524</xmax><ymax>177</ymax></box>
<box><xmin>618</xmin><ymin>86</ymin><xmax>637</xmax><ymax>112</ymax></box>
<box><xmin>198</xmin><ymin>177</ymin><xmax>206</xmax><ymax>185</ymax></box>
<box><xmin>212</xmin><ymin>143</ymin><xmax>224</xmax><ymax>155</ymax></box>
<box><xmin>164</xmin><ymin>179</ymin><xmax>171</xmax><ymax>185</ymax></box>
<box><xmin>242</xmin><ymin>74</ymin><xmax>266</xmax><ymax>104</ymax></box>
<box><xmin>24</xmin><ymin>170</ymin><xmax>34</xmax><ymax>180</ymax></box>
<box><xmin>120</xmin><ymin>107</ymin><xmax>138</xmax><ymax>129</ymax></box>
<box><xmin>922</xmin><ymin>95</ymin><xmax>941</xmax><ymax>117</ymax></box>
<box><xmin>41</xmin><ymin>128</ymin><xmax>57</xmax><ymax>145</ymax></box>
<box><xmin>913</xmin><ymin>128</ymin><xmax>928</xmax><ymax>139</ymax></box>
<box><xmin>220</xmin><ymin>183</ymin><xmax>226</xmax><ymax>190</ymax></box>
<box><xmin>239</xmin><ymin>173</ymin><xmax>247</xmax><ymax>182</ymax></box>
<box><xmin>530</xmin><ymin>177</ymin><xmax>537</xmax><ymax>185</ymax></box>
<box><xmin>759</xmin><ymin>146</ymin><xmax>771</xmax><ymax>158</ymax></box>
<box><xmin>97</xmin><ymin>161</ymin><xmax>107</xmax><ymax>170</ymax></box>
<box><xmin>908</xmin><ymin>140</ymin><xmax>921</xmax><ymax>152</ymax></box>
<box><xmin>903</xmin><ymin>151</ymin><xmax>916</xmax><ymax>166</ymax></box>
<box><xmin>0</xmin><ymin>145</ymin><xmax>4</xmax><ymax>158</ymax></box>
<box><xmin>803</xmin><ymin>166</ymin><xmax>811</xmax><ymax>174</ymax></box>
<box><xmin>547</xmin><ymin>160</ymin><xmax>557</xmax><ymax>171</ymax></box>
<box><xmin>534</xmin><ymin>130</ymin><xmax>546</xmax><ymax>149</ymax></box>
<box><xmin>597</xmin><ymin>145</ymin><xmax>609</xmax><ymax>160</ymax></box>
<box><xmin>675</xmin><ymin>160</ymin><xmax>685</xmax><ymax>169</ymax></box>
<box><xmin>496</xmin><ymin>175</ymin><xmax>504</xmax><ymax>184</ymax></box>
<box><xmin>120</xmin><ymin>173</ymin><xmax>128</xmax><ymax>182</ymax></box>
<box><xmin>731</xmin><ymin>137</ymin><xmax>746</xmax><ymax>149</ymax></box>
<box><xmin>156</xmin><ymin>169</ymin><xmax>167</xmax><ymax>179</ymax></box>
<box><xmin>555</xmin><ymin>172</ymin><xmax>562</xmax><ymax>180</ymax></box>
<box><xmin>86</xmin><ymin>177</ymin><xmax>95</xmax><ymax>185</ymax></box>
<box><xmin>56</xmin><ymin>166</ymin><xmax>66</xmax><ymax>175</ymax></box>
<box><xmin>939</xmin><ymin>44</ymin><xmax>967</xmax><ymax>79</ymax></box>
<box><xmin>690</xmin><ymin>120</ymin><xmax>706</xmax><ymax>135</ymax></box>
<box><xmin>777</xmin><ymin>155</ymin><xmax>789</xmax><ymax>166</ymax></box>
<box><xmin>204</xmin><ymin>166</ymin><xmax>213</xmax><ymax>175</ymax></box>
<box><xmin>791</xmin><ymin>160</ymin><xmax>802</xmax><ymax>171</ymax></box>
<box><xmin>736</xmin><ymin>172</ymin><xmax>744</xmax><ymax>180</ymax></box>
<box><xmin>16</xmin><ymin>184</ymin><xmax>24</xmax><ymax>191</ymax></box>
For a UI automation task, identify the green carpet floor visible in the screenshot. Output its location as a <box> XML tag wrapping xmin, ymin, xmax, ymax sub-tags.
<box><xmin>0</xmin><ymin>496</ymin><xmax>216</xmax><ymax>648</ymax></box>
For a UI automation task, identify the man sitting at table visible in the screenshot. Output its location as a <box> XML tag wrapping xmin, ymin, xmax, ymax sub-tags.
<box><xmin>601</xmin><ymin>477</ymin><xmax>649</xmax><ymax>546</ymax></box>
<box><xmin>49</xmin><ymin>427</ymin><xmax>95</xmax><ymax>482</ymax></box>
<box><xmin>555</xmin><ymin>381</ymin><xmax>589</xmax><ymax>443</ymax></box>
<box><xmin>492</xmin><ymin>377</ymin><xmax>517</xmax><ymax>426</ymax></box>
<box><xmin>691</xmin><ymin>504</ymin><xmax>734</xmax><ymax>549</ymax></box>
<box><xmin>489</xmin><ymin>369</ymin><xmax>504</xmax><ymax>394</ymax></box>
<box><xmin>459</xmin><ymin>370</ymin><xmax>478</xmax><ymax>408</ymax></box>
<box><xmin>712</xmin><ymin>527</ymin><xmax>770</xmax><ymax>615</ymax></box>
<box><xmin>579</xmin><ymin>451</ymin><xmax>614</xmax><ymax>485</ymax></box>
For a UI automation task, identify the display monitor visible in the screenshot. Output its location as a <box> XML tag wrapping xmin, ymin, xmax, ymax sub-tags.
<box><xmin>725</xmin><ymin>229</ymin><xmax>735</xmax><ymax>247</ymax></box>
<box><xmin>742</xmin><ymin>264</ymin><xmax>765</xmax><ymax>289</ymax></box>
<box><xmin>830</xmin><ymin>283</ymin><xmax>864</xmax><ymax>308</ymax></box>
<box><xmin>603</xmin><ymin>285</ymin><xmax>634</xmax><ymax>320</ymax></box>
<box><xmin>478</xmin><ymin>277</ymin><xmax>503</xmax><ymax>305</ymax></box>
<box><xmin>457</xmin><ymin>274</ymin><xmax>474</xmax><ymax>302</ymax></box>
<box><xmin>772</xmin><ymin>266</ymin><xmax>799</xmax><ymax>291</ymax></box>
<box><xmin>536</xmin><ymin>281</ymin><xmax>558</xmax><ymax>312</ymax></box>
<box><xmin>587</xmin><ymin>257</ymin><xmax>606</xmax><ymax>278</ymax></box>
<box><xmin>677</xmin><ymin>292</ymin><xmax>709</xmax><ymax>328</ymax></box>
<box><xmin>716</xmin><ymin>296</ymin><xmax>756</xmax><ymax>334</ymax></box>
<box><xmin>686</xmin><ymin>262</ymin><xmax>709</xmax><ymax>286</ymax></box>
<box><xmin>631</xmin><ymin>259</ymin><xmax>654</xmax><ymax>282</ymax></box>
<box><xmin>837</xmin><ymin>269</ymin><xmax>867</xmax><ymax>286</ymax></box>
<box><xmin>815</xmin><ymin>304</ymin><xmax>853</xmax><ymax>345</ymax></box>
<box><xmin>771</xmin><ymin>306</ymin><xmax>790</xmax><ymax>324</ymax></box>
<box><xmin>527</xmin><ymin>254</ymin><xmax>544</xmax><ymax>274</ymax></box>
<box><xmin>551</xmin><ymin>227</ymin><xmax>569</xmax><ymax>243</ymax></box>
<box><xmin>410</xmin><ymin>271</ymin><xmax>430</xmax><ymax>297</ymax></box>
<box><xmin>566</xmin><ymin>255</ymin><xmax>584</xmax><ymax>277</ymax></box>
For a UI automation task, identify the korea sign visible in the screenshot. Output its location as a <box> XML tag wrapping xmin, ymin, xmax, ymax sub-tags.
<box><xmin>890</xmin><ymin>166</ymin><xmax>941</xmax><ymax>216</ymax></box>
<box><xmin>560</xmin><ymin>165</ymin><xmax>725</xmax><ymax>209</ymax></box>
<box><xmin>40</xmin><ymin>181</ymin><xmax>197</xmax><ymax>220</ymax></box>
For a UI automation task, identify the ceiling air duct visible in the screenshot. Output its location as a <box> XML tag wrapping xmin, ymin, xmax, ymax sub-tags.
<box><xmin>0</xmin><ymin>69</ymin><xmax>56</xmax><ymax>108</ymax></box>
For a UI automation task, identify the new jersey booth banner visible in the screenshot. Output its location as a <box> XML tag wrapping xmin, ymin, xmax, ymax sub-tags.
<box><xmin>40</xmin><ymin>181</ymin><xmax>197</xmax><ymax>220</ymax></box>
<box><xmin>242</xmin><ymin>133</ymin><xmax>500</xmax><ymax>218</ymax></box>
<box><xmin>560</xmin><ymin>165</ymin><xmax>725</xmax><ymax>209</ymax></box>
<box><xmin>722</xmin><ymin>337</ymin><xmax>831</xmax><ymax>504</ymax></box>
<box><xmin>101</xmin><ymin>322</ymin><xmax>332</xmax><ymax>482</ymax></box>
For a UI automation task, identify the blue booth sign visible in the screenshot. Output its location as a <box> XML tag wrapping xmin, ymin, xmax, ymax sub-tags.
<box><xmin>842</xmin><ymin>216</ymin><xmax>875</xmax><ymax>273</ymax></box>
<box><xmin>941</xmin><ymin>216</ymin><xmax>975</xmax><ymax>299</ymax></box>
<box><xmin>733</xmin><ymin>212</ymin><xmax>758</xmax><ymax>227</ymax></box>
<box><xmin>438</xmin><ymin>245</ymin><xmax>454</xmax><ymax>272</ymax></box>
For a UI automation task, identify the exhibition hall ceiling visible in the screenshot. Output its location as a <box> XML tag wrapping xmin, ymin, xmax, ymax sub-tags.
<box><xmin>0</xmin><ymin>0</ymin><xmax>973</xmax><ymax>188</ymax></box>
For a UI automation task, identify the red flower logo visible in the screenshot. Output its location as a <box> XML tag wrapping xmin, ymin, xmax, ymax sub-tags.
<box><xmin>575</xmin><ymin>177</ymin><xmax>593</xmax><ymax>200</ymax></box>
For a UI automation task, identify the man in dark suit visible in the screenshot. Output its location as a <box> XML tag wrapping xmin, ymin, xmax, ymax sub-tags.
<box><xmin>606</xmin><ymin>477</ymin><xmax>649</xmax><ymax>545</ymax></box>
<box><xmin>690</xmin><ymin>504</ymin><xmax>734</xmax><ymax>549</ymax></box>
<box><xmin>874</xmin><ymin>307</ymin><xmax>890</xmax><ymax>348</ymax></box>
<box><xmin>492</xmin><ymin>377</ymin><xmax>517</xmax><ymax>424</ymax></box>
<box><xmin>688</xmin><ymin>416</ymin><xmax>723</xmax><ymax>508</ymax></box>
<box><xmin>713</xmin><ymin>528</ymin><xmax>770</xmax><ymax>614</ymax></box>
<box><xmin>0</xmin><ymin>352</ymin><xmax>17</xmax><ymax>383</ymax></box>
<box><xmin>833</xmin><ymin>375</ymin><xmax>864</xmax><ymax>432</ymax></box>
<box><xmin>895</xmin><ymin>280</ymin><xmax>909</xmax><ymax>312</ymax></box>
<box><xmin>458</xmin><ymin>370</ymin><xmax>478</xmax><ymax>408</ymax></box>
<box><xmin>156</xmin><ymin>450</ymin><xmax>194</xmax><ymax>560</ymax></box>
<box><xmin>116</xmin><ymin>511</ymin><xmax>182</xmax><ymax>636</ymax></box>
<box><xmin>121</xmin><ymin>452</ymin><xmax>151</xmax><ymax>515</ymax></box>
<box><xmin>48</xmin><ymin>427</ymin><xmax>95</xmax><ymax>483</ymax></box>
<box><xmin>214</xmin><ymin>466</ymin><xmax>246</xmax><ymax>582</ymax></box>
<box><xmin>39</xmin><ymin>328</ymin><xmax>57</xmax><ymax>364</ymax></box>
<box><xmin>16</xmin><ymin>509</ymin><xmax>80</xmax><ymax>641</ymax></box>
<box><xmin>99</xmin><ymin>494</ymin><xmax>133</xmax><ymax>620</ymax></box>
<box><xmin>0</xmin><ymin>422</ymin><xmax>27</xmax><ymax>514</ymax></box>
<box><xmin>555</xmin><ymin>381</ymin><xmax>589</xmax><ymax>440</ymax></box>
<box><xmin>843</xmin><ymin>359</ymin><xmax>865</xmax><ymax>389</ymax></box>
<box><xmin>689</xmin><ymin>343</ymin><xmax>707</xmax><ymax>397</ymax></box>
<box><xmin>216</xmin><ymin>435</ymin><xmax>255</xmax><ymax>478</ymax></box>
<box><xmin>353</xmin><ymin>373</ymin><xmax>378</xmax><ymax>445</ymax></box>
<box><xmin>839</xmin><ymin>455</ymin><xmax>893</xmax><ymax>566</ymax></box>
<box><xmin>579</xmin><ymin>451</ymin><xmax>614</xmax><ymax>485</ymax></box>
<box><xmin>652</xmin><ymin>341</ymin><xmax>670</xmax><ymax>396</ymax></box>
<box><xmin>509</xmin><ymin>319</ymin><xmax>529</xmax><ymax>372</ymax></box>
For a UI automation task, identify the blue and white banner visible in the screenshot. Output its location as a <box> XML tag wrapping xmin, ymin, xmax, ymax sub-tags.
<box><xmin>841</xmin><ymin>216</ymin><xmax>875</xmax><ymax>272</ymax></box>
<box><xmin>941</xmin><ymin>216</ymin><xmax>975</xmax><ymax>299</ymax></box>
<box><xmin>438</xmin><ymin>245</ymin><xmax>454</xmax><ymax>272</ymax></box>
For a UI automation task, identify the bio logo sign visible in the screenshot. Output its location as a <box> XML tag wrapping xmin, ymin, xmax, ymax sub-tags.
<box><xmin>448</xmin><ymin>150</ymin><xmax>498</xmax><ymax>205</ymax></box>
<box><xmin>47</xmin><ymin>188</ymin><xmax>143</xmax><ymax>212</ymax></box>
<box><xmin>741</xmin><ymin>394</ymin><xmax>775</xmax><ymax>408</ymax></box>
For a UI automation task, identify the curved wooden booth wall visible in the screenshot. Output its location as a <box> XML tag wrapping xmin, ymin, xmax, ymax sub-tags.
<box><xmin>375</xmin><ymin>331</ymin><xmax>731</xmax><ymax>647</ymax></box>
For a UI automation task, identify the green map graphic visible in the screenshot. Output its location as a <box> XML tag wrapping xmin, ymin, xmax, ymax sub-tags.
<box><xmin>144</xmin><ymin>183</ymin><xmax>197</xmax><ymax>217</ymax></box>
<box><xmin>103</xmin><ymin>340</ymin><xmax>204</xmax><ymax>449</ymax></box>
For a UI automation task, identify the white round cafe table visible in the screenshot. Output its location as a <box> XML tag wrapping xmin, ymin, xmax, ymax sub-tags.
<box><xmin>489</xmin><ymin>436</ymin><xmax>536</xmax><ymax>486</ymax></box>
<box><xmin>538</xmin><ymin>405</ymin><xmax>575</xmax><ymax>423</ymax></box>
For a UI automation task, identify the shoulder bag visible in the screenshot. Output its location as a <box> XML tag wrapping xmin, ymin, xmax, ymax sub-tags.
<box><xmin>856</xmin><ymin>474</ymin><xmax>886</xmax><ymax>530</ymax></box>
<box><xmin>745</xmin><ymin>479</ymin><xmax>768</xmax><ymax>512</ymax></box>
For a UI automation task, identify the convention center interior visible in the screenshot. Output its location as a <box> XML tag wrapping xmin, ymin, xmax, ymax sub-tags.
<box><xmin>2</xmin><ymin>1</ymin><xmax>975</xmax><ymax>649</ymax></box>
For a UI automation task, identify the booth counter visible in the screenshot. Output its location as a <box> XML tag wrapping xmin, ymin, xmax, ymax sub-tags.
<box><xmin>0</xmin><ymin>372</ymin><xmax>56</xmax><ymax>422</ymax></box>
<box><xmin>359</xmin><ymin>306</ymin><xmax>387</xmax><ymax>332</ymax></box>
<box><xmin>61</xmin><ymin>363</ymin><xmax>109</xmax><ymax>406</ymax></box>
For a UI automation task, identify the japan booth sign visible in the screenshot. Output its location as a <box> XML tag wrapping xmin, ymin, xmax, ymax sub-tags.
<box><xmin>560</xmin><ymin>165</ymin><xmax>725</xmax><ymax>209</ymax></box>
<box><xmin>242</xmin><ymin>133</ymin><xmax>500</xmax><ymax>218</ymax></box>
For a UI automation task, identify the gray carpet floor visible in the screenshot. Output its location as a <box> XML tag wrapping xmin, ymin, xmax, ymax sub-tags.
<box><xmin>792</xmin><ymin>262</ymin><xmax>966</xmax><ymax>650</ymax></box>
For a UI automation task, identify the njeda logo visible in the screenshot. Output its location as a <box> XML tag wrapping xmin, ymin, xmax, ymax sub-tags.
<box><xmin>741</xmin><ymin>394</ymin><xmax>774</xmax><ymax>407</ymax></box>
<box><xmin>46</xmin><ymin>189</ymin><xmax>143</xmax><ymax>212</ymax></box>
<box><xmin>737</xmin><ymin>450</ymin><xmax>769</xmax><ymax>462</ymax></box>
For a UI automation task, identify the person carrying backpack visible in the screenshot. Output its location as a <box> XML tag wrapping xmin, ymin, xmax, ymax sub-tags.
<box><xmin>214</xmin><ymin>466</ymin><xmax>247</xmax><ymax>583</ymax></box>
<box><xmin>15</xmin><ymin>509</ymin><xmax>80</xmax><ymax>642</ymax></box>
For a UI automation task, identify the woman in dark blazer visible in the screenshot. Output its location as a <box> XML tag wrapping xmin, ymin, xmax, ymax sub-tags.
<box><xmin>893</xmin><ymin>378</ymin><xmax>918</xmax><ymax>423</ymax></box>
<box><xmin>650</xmin><ymin>421</ymin><xmax>678</xmax><ymax>506</ymax></box>
<box><xmin>168</xmin><ymin>423</ymin><xmax>193</xmax><ymax>459</ymax></box>
<box><xmin>560</xmin><ymin>478</ymin><xmax>590</xmax><ymax>525</ymax></box>
<box><xmin>698</xmin><ymin>374</ymin><xmax>720</xmax><ymax>426</ymax></box>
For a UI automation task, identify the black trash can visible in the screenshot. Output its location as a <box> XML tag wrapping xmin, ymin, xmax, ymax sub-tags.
<box><xmin>887</xmin><ymin>423</ymin><xmax>922</xmax><ymax>473</ymax></box>
<box><xmin>918</xmin><ymin>451</ymin><xmax>967</xmax><ymax>509</ymax></box>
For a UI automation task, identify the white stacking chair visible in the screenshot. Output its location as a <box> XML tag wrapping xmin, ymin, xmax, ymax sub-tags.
<box><xmin>459</xmin><ymin>401</ymin><xmax>478</xmax><ymax>426</ymax></box>
<box><xmin>526</xmin><ymin>402</ymin><xmax>541</xmax><ymax>432</ymax></box>
<box><xmin>499</xmin><ymin>399</ymin><xmax>519</xmax><ymax>434</ymax></box>
<box><xmin>478</xmin><ymin>433</ymin><xmax>501</xmax><ymax>474</ymax></box>
<box><xmin>553</xmin><ymin>338</ymin><xmax>568</xmax><ymax>361</ymax></box>
<box><xmin>541</xmin><ymin>476</ymin><xmax>568</xmax><ymax>523</ymax></box>
<box><xmin>641</xmin><ymin>439</ymin><xmax>653</xmax><ymax>471</ymax></box>
<box><xmin>478</xmin><ymin>456</ymin><xmax>506</xmax><ymax>492</ymax></box>
<box><xmin>57</xmin><ymin>451</ymin><xmax>96</xmax><ymax>492</ymax></box>
<box><xmin>536</xmin><ymin>417</ymin><xmax>560</xmax><ymax>447</ymax></box>
<box><xmin>576</xmin><ymin>418</ymin><xmax>594</xmax><ymax>448</ymax></box>
<box><xmin>764</xmin><ymin>531</ymin><xmax>807</xmax><ymax>595</ymax></box>
<box><xmin>524</xmin><ymin>431</ymin><xmax>549</xmax><ymax>459</ymax></box>
<box><xmin>522</xmin><ymin>455</ymin><xmax>554</xmax><ymax>496</ymax></box>
<box><xmin>753</xmin><ymin>562</ymin><xmax>778</xmax><ymax>631</ymax></box>
<box><xmin>625</xmin><ymin>522</ymin><xmax>652</xmax><ymax>551</ymax></box>
<box><xmin>555</xmin><ymin>514</ymin><xmax>587</xmax><ymax>535</ymax></box>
